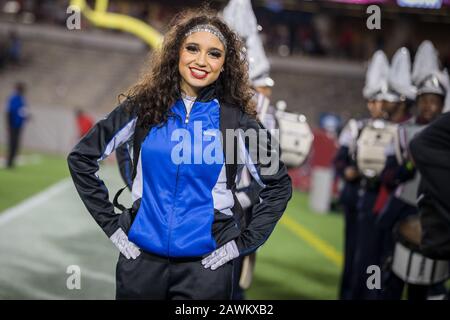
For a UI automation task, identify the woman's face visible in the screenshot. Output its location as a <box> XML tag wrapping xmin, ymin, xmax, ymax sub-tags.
<box><xmin>178</xmin><ymin>31</ymin><xmax>226</xmax><ymax>97</ymax></box>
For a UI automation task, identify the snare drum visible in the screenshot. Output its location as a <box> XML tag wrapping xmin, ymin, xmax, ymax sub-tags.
<box><xmin>391</xmin><ymin>215</ymin><xmax>449</xmax><ymax>285</ymax></box>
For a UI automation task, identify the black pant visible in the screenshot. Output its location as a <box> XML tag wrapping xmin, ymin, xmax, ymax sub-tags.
<box><xmin>7</xmin><ymin>126</ymin><xmax>22</xmax><ymax>168</ymax></box>
<box><xmin>116</xmin><ymin>250</ymin><xmax>234</xmax><ymax>300</ymax></box>
<box><xmin>339</xmin><ymin>204</ymin><xmax>358</xmax><ymax>300</ymax></box>
<box><xmin>384</xmin><ymin>273</ymin><xmax>429</xmax><ymax>300</ymax></box>
<box><xmin>350</xmin><ymin>208</ymin><xmax>383</xmax><ymax>299</ymax></box>
<box><xmin>232</xmin><ymin>256</ymin><xmax>245</xmax><ymax>300</ymax></box>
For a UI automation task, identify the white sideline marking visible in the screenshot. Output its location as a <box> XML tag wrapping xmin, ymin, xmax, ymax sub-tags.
<box><xmin>0</xmin><ymin>179</ymin><xmax>72</xmax><ymax>226</ymax></box>
<box><xmin>0</xmin><ymin>174</ymin><xmax>117</xmax><ymax>299</ymax></box>
<box><xmin>7</xmin><ymin>284</ymin><xmax>64</xmax><ymax>300</ymax></box>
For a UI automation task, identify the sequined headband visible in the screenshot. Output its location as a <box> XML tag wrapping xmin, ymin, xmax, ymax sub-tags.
<box><xmin>184</xmin><ymin>24</ymin><xmax>227</xmax><ymax>49</ymax></box>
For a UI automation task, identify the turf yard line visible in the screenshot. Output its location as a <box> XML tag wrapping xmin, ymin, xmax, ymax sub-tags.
<box><xmin>0</xmin><ymin>165</ymin><xmax>121</xmax><ymax>299</ymax></box>
<box><xmin>280</xmin><ymin>214</ymin><xmax>343</xmax><ymax>268</ymax></box>
<box><xmin>0</xmin><ymin>178</ymin><xmax>72</xmax><ymax>226</ymax></box>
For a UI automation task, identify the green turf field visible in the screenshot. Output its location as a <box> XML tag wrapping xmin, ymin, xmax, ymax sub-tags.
<box><xmin>247</xmin><ymin>193</ymin><xmax>343</xmax><ymax>300</ymax></box>
<box><xmin>1</xmin><ymin>153</ymin><xmax>449</xmax><ymax>300</ymax></box>
<box><xmin>0</xmin><ymin>151</ymin><xmax>69</xmax><ymax>212</ymax></box>
<box><xmin>0</xmin><ymin>152</ymin><xmax>345</xmax><ymax>299</ymax></box>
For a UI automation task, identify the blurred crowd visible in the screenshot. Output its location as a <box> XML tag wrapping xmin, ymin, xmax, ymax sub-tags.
<box><xmin>1</xmin><ymin>0</ymin><xmax>450</xmax><ymax>61</ymax></box>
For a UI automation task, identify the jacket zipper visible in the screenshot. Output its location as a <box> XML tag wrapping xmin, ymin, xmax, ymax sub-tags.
<box><xmin>184</xmin><ymin>98</ymin><xmax>195</xmax><ymax>124</ymax></box>
<box><xmin>167</xmin><ymin>97</ymin><xmax>196</xmax><ymax>256</ymax></box>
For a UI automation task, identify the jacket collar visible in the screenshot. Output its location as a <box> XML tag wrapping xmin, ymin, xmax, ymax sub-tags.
<box><xmin>176</xmin><ymin>82</ymin><xmax>219</xmax><ymax>103</ymax></box>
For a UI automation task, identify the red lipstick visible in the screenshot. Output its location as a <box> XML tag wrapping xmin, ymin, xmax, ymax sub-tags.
<box><xmin>190</xmin><ymin>67</ymin><xmax>208</xmax><ymax>80</ymax></box>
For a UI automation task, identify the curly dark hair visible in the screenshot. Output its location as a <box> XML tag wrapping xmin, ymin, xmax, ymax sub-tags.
<box><xmin>122</xmin><ymin>8</ymin><xmax>256</xmax><ymax>129</ymax></box>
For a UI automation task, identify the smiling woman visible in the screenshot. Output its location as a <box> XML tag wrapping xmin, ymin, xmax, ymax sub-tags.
<box><xmin>67</xmin><ymin>7</ymin><xmax>292</xmax><ymax>300</ymax></box>
<box><xmin>179</xmin><ymin>30</ymin><xmax>226</xmax><ymax>96</ymax></box>
<box><xmin>123</xmin><ymin>8</ymin><xmax>256</xmax><ymax>128</ymax></box>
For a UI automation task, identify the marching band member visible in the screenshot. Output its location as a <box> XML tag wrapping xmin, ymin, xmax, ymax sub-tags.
<box><xmin>222</xmin><ymin>0</ymin><xmax>313</xmax><ymax>298</ymax></box>
<box><xmin>334</xmin><ymin>50</ymin><xmax>386</xmax><ymax>299</ymax></box>
<box><xmin>222</xmin><ymin>0</ymin><xmax>277</xmax><ymax>299</ymax></box>
<box><xmin>233</xmin><ymin>73</ymin><xmax>277</xmax><ymax>299</ymax></box>
<box><xmin>377</xmin><ymin>41</ymin><xmax>449</xmax><ymax>300</ymax></box>
<box><xmin>350</xmin><ymin>47</ymin><xmax>416</xmax><ymax>299</ymax></box>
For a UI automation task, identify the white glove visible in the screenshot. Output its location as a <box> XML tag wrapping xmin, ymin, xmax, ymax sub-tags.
<box><xmin>110</xmin><ymin>228</ymin><xmax>141</xmax><ymax>260</ymax></box>
<box><xmin>202</xmin><ymin>240</ymin><xmax>239</xmax><ymax>270</ymax></box>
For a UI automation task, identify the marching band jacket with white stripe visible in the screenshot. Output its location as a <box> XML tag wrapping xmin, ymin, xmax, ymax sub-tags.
<box><xmin>67</xmin><ymin>86</ymin><xmax>292</xmax><ymax>258</ymax></box>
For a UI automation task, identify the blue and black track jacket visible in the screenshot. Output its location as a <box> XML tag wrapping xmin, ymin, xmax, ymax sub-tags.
<box><xmin>67</xmin><ymin>85</ymin><xmax>292</xmax><ymax>259</ymax></box>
